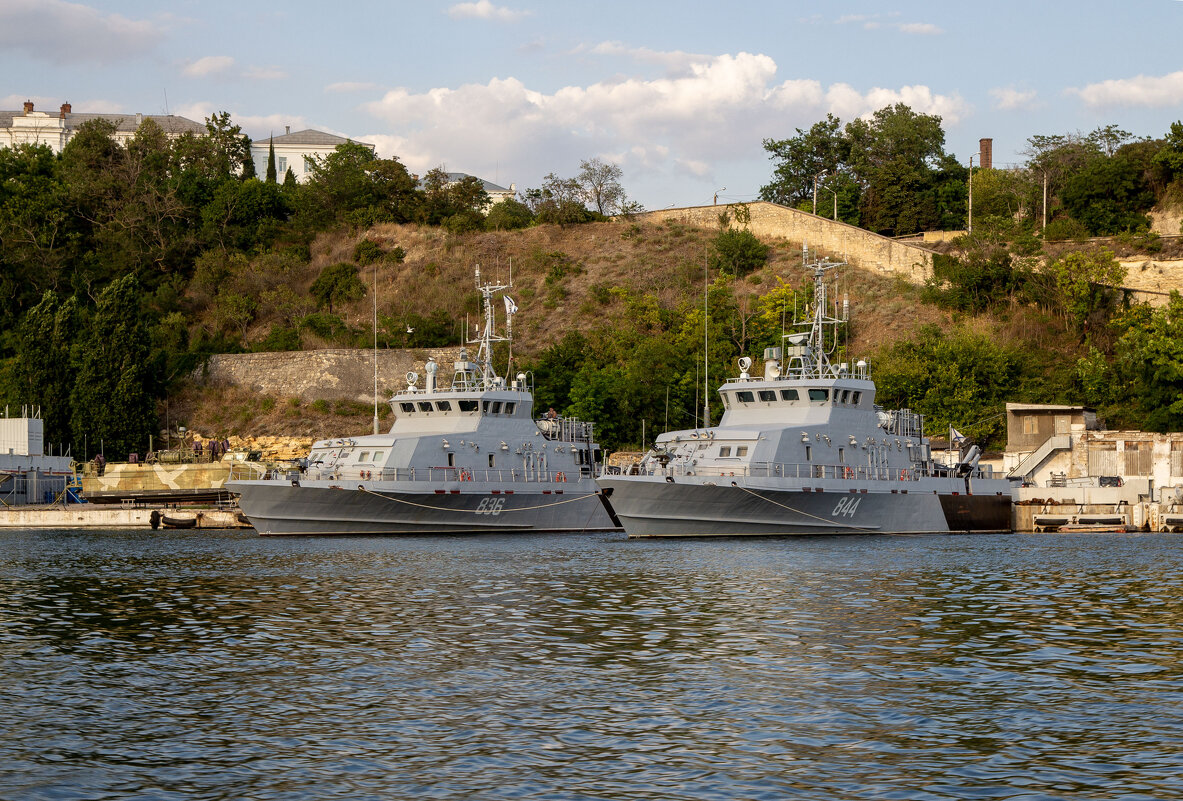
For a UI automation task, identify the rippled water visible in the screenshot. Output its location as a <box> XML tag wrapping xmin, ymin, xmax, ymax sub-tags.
<box><xmin>2</xmin><ymin>530</ymin><xmax>1182</xmax><ymax>800</ymax></box>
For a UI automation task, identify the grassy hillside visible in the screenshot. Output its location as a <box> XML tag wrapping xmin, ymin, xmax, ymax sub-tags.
<box><xmin>175</xmin><ymin>215</ymin><xmax>1074</xmax><ymax>445</ymax></box>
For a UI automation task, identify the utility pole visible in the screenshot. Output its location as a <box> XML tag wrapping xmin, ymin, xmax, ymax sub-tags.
<box><xmin>968</xmin><ymin>153</ymin><xmax>981</xmax><ymax>234</ymax></box>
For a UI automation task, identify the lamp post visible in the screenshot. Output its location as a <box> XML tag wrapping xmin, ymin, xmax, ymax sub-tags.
<box><xmin>968</xmin><ymin>152</ymin><xmax>981</xmax><ymax>234</ymax></box>
<box><xmin>713</xmin><ymin>187</ymin><xmax>726</xmax><ymax>205</ymax></box>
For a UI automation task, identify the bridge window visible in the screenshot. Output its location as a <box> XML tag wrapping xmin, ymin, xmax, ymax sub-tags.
<box><xmin>758</xmin><ymin>390</ymin><xmax>776</xmax><ymax>402</ymax></box>
<box><xmin>400</xmin><ymin>402</ymin><xmax>415</xmax><ymax>413</ymax></box>
<box><xmin>840</xmin><ymin>390</ymin><xmax>850</xmax><ymax>403</ymax></box>
<box><xmin>372</xmin><ymin>451</ymin><xmax>383</xmax><ymax>462</ymax></box>
<box><xmin>780</xmin><ymin>389</ymin><xmax>799</xmax><ymax>401</ymax></box>
<box><xmin>736</xmin><ymin>391</ymin><xmax>755</xmax><ymax>403</ymax></box>
<box><xmin>448</xmin><ymin>452</ymin><xmax>455</xmax><ymax>467</ymax></box>
<box><xmin>488</xmin><ymin>454</ymin><xmax>495</xmax><ymax>468</ymax></box>
<box><xmin>805</xmin><ymin>445</ymin><xmax>812</xmax><ymax>461</ymax></box>
<box><xmin>435</xmin><ymin>401</ymin><xmax>452</xmax><ymax>411</ymax></box>
<box><xmin>418</xmin><ymin>402</ymin><xmax>433</xmax><ymax>412</ymax></box>
<box><xmin>808</xmin><ymin>389</ymin><xmax>828</xmax><ymax>402</ymax></box>
<box><xmin>851</xmin><ymin>391</ymin><xmax>861</xmax><ymax>406</ymax></box>
<box><xmin>358</xmin><ymin>452</ymin><xmax>370</xmax><ymax>462</ymax></box>
<box><xmin>735</xmin><ymin>446</ymin><xmax>748</xmax><ymax>457</ymax></box>
<box><xmin>458</xmin><ymin>400</ymin><xmax>479</xmax><ymax>412</ymax></box>
<box><xmin>491</xmin><ymin>401</ymin><xmax>503</xmax><ymax>413</ymax></box>
<box><xmin>720</xmin><ymin>446</ymin><xmax>732</xmax><ymax>457</ymax></box>
<box><xmin>505</xmin><ymin>402</ymin><xmax>515</xmax><ymax>414</ymax></box>
<box><xmin>482</xmin><ymin>401</ymin><xmax>490</xmax><ymax>413</ymax></box>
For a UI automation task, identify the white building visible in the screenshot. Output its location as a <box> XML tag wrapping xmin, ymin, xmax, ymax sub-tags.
<box><xmin>0</xmin><ymin>100</ymin><xmax>204</xmax><ymax>153</ymax></box>
<box><xmin>250</xmin><ymin>127</ymin><xmax>375</xmax><ymax>183</ymax></box>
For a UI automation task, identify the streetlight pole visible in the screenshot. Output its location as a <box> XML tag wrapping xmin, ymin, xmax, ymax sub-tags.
<box><xmin>813</xmin><ymin>172</ymin><xmax>827</xmax><ymax>215</ymax></box>
<box><xmin>968</xmin><ymin>153</ymin><xmax>981</xmax><ymax>234</ymax></box>
<box><xmin>713</xmin><ymin>187</ymin><xmax>726</xmax><ymax>205</ymax></box>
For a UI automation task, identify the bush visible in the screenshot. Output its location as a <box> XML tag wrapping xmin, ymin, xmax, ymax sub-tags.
<box><xmin>1043</xmin><ymin>217</ymin><xmax>1090</xmax><ymax>242</ymax></box>
<box><xmin>353</xmin><ymin>239</ymin><xmax>384</xmax><ymax>265</ymax></box>
<box><xmin>485</xmin><ymin>198</ymin><xmax>534</xmax><ymax>231</ymax></box>
<box><xmin>310</xmin><ymin>262</ymin><xmax>366</xmax><ymax>313</ymax></box>
<box><xmin>710</xmin><ymin>228</ymin><xmax>770</xmax><ymax>277</ymax></box>
<box><xmin>256</xmin><ymin>325</ymin><xmax>301</xmax><ymax>352</ymax></box>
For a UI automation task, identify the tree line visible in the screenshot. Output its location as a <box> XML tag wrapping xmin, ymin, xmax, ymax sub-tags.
<box><xmin>0</xmin><ymin>112</ymin><xmax>635</xmax><ymax>459</ymax></box>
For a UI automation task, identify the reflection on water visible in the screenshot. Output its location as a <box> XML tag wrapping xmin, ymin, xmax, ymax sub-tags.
<box><xmin>2</xmin><ymin>530</ymin><xmax>1182</xmax><ymax>800</ymax></box>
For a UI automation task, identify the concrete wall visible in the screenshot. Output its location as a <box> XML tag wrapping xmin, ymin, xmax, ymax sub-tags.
<box><xmin>639</xmin><ymin>201</ymin><xmax>935</xmax><ymax>282</ymax></box>
<box><xmin>202</xmin><ymin>347</ymin><xmax>463</xmax><ymax>402</ymax></box>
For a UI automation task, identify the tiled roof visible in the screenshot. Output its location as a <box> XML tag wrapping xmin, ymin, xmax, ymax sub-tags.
<box><xmin>265</xmin><ymin>129</ymin><xmax>374</xmax><ymax>148</ymax></box>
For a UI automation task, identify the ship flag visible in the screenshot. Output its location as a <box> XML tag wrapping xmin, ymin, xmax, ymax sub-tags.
<box><xmin>504</xmin><ymin>295</ymin><xmax>518</xmax><ymax>315</ymax></box>
<box><xmin>950</xmin><ymin>427</ymin><xmax>967</xmax><ymax>445</ymax></box>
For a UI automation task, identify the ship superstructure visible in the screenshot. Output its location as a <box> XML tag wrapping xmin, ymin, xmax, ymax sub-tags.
<box><xmin>597</xmin><ymin>254</ymin><xmax>1015</xmax><ymax>537</ymax></box>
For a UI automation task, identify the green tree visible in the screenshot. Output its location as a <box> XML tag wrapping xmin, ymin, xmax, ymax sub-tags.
<box><xmin>1060</xmin><ymin>152</ymin><xmax>1154</xmax><ymax>234</ymax></box>
<box><xmin>523</xmin><ymin>173</ymin><xmax>590</xmax><ymax>225</ymax></box>
<box><xmin>710</xmin><ymin>228</ymin><xmax>770</xmax><ymax>278</ymax></box>
<box><xmin>760</xmin><ymin>114</ymin><xmax>846</xmax><ymax>207</ymax></box>
<box><xmin>1042</xmin><ymin>248</ymin><xmax>1127</xmax><ymax>334</ymax></box>
<box><xmin>265</xmin><ymin>138</ymin><xmax>277</xmax><ymax>183</ymax></box>
<box><xmin>844</xmin><ymin>104</ymin><xmax>952</xmax><ymax>235</ymax></box>
<box><xmin>310</xmin><ymin>262</ymin><xmax>366</xmax><ymax>313</ymax></box>
<box><xmin>576</xmin><ymin>157</ymin><xmax>627</xmax><ymax>215</ymax></box>
<box><xmin>14</xmin><ymin>291</ymin><xmax>81</xmax><ymax>444</ymax></box>
<box><xmin>69</xmin><ymin>274</ymin><xmax>157</xmax><ymax>460</ymax></box>
<box><xmin>485</xmin><ymin>197</ymin><xmax>534</xmax><ymax>230</ymax></box>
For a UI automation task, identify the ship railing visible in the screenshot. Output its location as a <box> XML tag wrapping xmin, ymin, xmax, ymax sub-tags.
<box><xmin>294</xmin><ymin>466</ymin><xmax>589</xmax><ymax>484</ymax></box>
<box><xmin>536</xmin><ymin>416</ymin><xmax>595</xmax><ymax>443</ymax></box>
<box><xmin>644</xmin><ymin>461</ymin><xmax>998</xmax><ymax>482</ymax></box>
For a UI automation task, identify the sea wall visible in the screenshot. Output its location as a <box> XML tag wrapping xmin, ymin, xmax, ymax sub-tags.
<box><xmin>201</xmin><ymin>347</ymin><xmax>462</xmax><ymax>402</ymax></box>
<box><xmin>639</xmin><ymin>201</ymin><xmax>935</xmax><ymax>282</ymax></box>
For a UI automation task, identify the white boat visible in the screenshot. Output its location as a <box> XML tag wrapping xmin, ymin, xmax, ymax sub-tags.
<box><xmin>597</xmin><ymin>253</ymin><xmax>1016</xmax><ymax>537</ymax></box>
<box><xmin>229</xmin><ymin>269</ymin><xmax>619</xmax><ymax>536</ymax></box>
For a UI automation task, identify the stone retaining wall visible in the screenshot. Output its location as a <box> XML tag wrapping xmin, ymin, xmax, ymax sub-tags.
<box><xmin>202</xmin><ymin>347</ymin><xmax>463</xmax><ymax>402</ymax></box>
<box><xmin>640</xmin><ymin>201</ymin><xmax>935</xmax><ymax>282</ymax></box>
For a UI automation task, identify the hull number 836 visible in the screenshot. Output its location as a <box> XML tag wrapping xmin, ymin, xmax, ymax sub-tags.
<box><xmin>476</xmin><ymin>497</ymin><xmax>506</xmax><ymax>515</ymax></box>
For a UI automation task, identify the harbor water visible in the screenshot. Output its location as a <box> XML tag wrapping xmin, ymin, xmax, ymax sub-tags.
<box><xmin>2</xmin><ymin>530</ymin><xmax>1181</xmax><ymax>800</ymax></box>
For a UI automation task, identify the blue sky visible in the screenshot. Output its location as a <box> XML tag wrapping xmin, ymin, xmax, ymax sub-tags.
<box><xmin>4</xmin><ymin>0</ymin><xmax>1183</xmax><ymax>210</ymax></box>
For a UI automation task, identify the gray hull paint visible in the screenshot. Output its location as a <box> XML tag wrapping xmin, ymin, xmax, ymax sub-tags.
<box><xmin>597</xmin><ymin>475</ymin><xmax>1012</xmax><ymax>537</ymax></box>
<box><xmin>229</xmin><ymin>479</ymin><xmax>616</xmax><ymax>536</ymax></box>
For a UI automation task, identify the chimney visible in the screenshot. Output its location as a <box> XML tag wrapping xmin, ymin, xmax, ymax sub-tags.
<box><xmin>979</xmin><ymin>138</ymin><xmax>993</xmax><ymax>170</ymax></box>
<box><xmin>23</xmin><ymin>100</ymin><xmax>33</xmax><ymax>114</ymax></box>
<box><xmin>59</xmin><ymin>102</ymin><xmax>71</xmax><ymax>118</ymax></box>
<box><xmin>285</xmin><ymin>125</ymin><xmax>290</xmax><ymax>135</ymax></box>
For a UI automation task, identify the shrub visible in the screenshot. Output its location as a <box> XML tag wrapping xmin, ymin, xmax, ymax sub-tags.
<box><xmin>1043</xmin><ymin>217</ymin><xmax>1090</xmax><ymax>242</ymax></box>
<box><xmin>310</xmin><ymin>262</ymin><xmax>366</xmax><ymax>313</ymax></box>
<box><xmin>353</xmin><ymin>239</ymin><xmax>384</xmax><ymax>265</ymax></box>
<box><xmin>710</xmin><ymin>228</ymin><xmax>770</xmax><ymax>277</ymax></box>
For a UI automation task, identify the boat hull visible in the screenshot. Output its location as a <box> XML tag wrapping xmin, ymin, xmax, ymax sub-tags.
<box><xmin>596</xmin><ymin>475</ymin><xmax>1012</xmax><ymax>537</ymax></box>
<box><xmin>228</xmin><ymin>479</ymin><xmax>618</xmax><ymax>536</ymax></box>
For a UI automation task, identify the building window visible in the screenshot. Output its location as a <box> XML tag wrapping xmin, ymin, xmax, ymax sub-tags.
<box><xmin>277</xmin><ymin>156</ymin><xmax>287</xmax><ymax>174</ymax></box>
<box><xmin>304</xmin><ymin>157</ymin><xmax>315</xmax><ymax>174</ymax></box>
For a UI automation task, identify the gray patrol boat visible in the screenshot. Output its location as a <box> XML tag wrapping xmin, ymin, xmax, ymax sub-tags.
<box><xmin>229</xmin><ymin>269</ymin><xmax>620</xmax><ymax>536</ymax></box>
<box><xmin>597</xmin><ymin>254</ymin><xmax>1015</xmax><ymax>537</ymax></box>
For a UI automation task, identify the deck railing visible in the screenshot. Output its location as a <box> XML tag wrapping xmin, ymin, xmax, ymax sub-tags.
<box><xmin>629</xmin><ymin>460</ymin><xmax>996</xmax><ymax>482</ymax></box>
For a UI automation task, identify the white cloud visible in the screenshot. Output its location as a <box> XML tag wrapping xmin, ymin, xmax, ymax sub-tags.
<box><xmin>897</xmin><ymin>22</ymin><xmax>942</xmax><ymax>35</ymax></box>
<box><xmin>447</xmin><ymin>1</ymin><xmax>530</xmax><ymax>21</ymax></box>
<box><xmin>1069</xmin><ymin>70</ymin><xmax>1183</xmax><ymax>108</ymax></box>
<box><xmin>172</xmin><ymin>104</ymin><xmax>313</xmax><ymax>138</ymax></box>
<box><xmin>183</xmin><ymin>55</ymin><xmax>234</xmax><ymax>77</ymax></box>
<box><xmin>326</xmin><ymin>81</ymin><xmax>381</xmax><ymax>94</ymax></box>
<box><xmin>244</xmin><ymin>65</ymin><xmax>288</xmax><ymax>81</ymax></box>
<box><xmin>582</xmin><ymin>41</ymin><xmax>710</xmax><ymax>73</ymax></box>
<box><xmin>0</xmin><ymin>0</ymin><xmax>160</xmax><ymax>63</ymax></box>
<box><xmin>989</xmin><ymin>87</ymin><xmax>1038</xmax><ymax>110</ymax></box>
<box><xmin>359</xmin><ymin>51</ymin><xmax>968</xmax><ymax>191</ymax></box>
